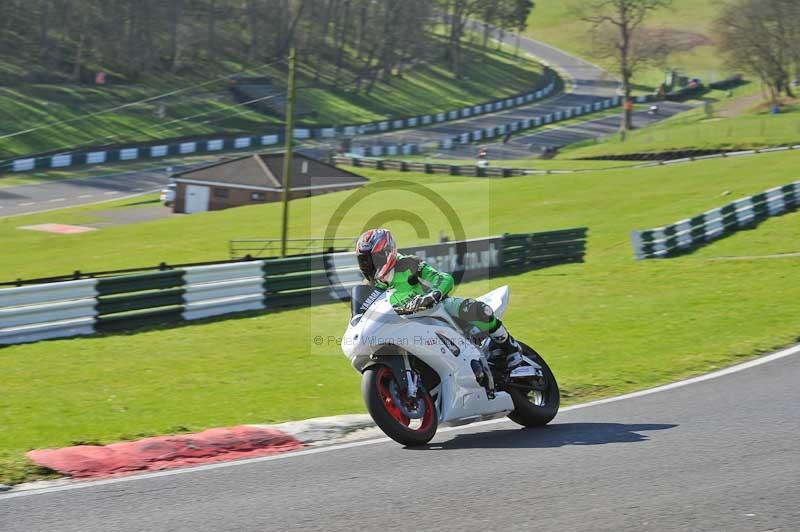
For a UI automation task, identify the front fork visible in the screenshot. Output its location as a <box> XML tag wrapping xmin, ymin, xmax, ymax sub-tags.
<box><xmin>369</xmin><ymin>351</ymin><xmax>421</xmax><ymax>399</ymax></box>
<box><xmin>403</xmin><ymin>354</ymin><xmax>419</xmax><ymax>399</ymax></box>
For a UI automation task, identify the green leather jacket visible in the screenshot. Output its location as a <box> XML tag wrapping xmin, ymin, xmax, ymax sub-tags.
<box><xmin>375</xmin><ymin>254</ymin><xmax>454</xmax><ymax>309</ymax></box>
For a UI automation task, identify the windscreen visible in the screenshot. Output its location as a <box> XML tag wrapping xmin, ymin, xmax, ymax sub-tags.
<box><xmin>350</xmin><ymin>285</ymin><xmax>384</xmax><ymax>317</ymax></box>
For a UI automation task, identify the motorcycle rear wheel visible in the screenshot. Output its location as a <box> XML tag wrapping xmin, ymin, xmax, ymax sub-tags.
<box><xmin>362</xmin><ymin>365</ymin><xmax>438</xmax><ymax>446</ymax></box>
<box><xmin>507</xmin><ymin>343</ymin><xmax>560</xmax><ymax>427</ymax></box>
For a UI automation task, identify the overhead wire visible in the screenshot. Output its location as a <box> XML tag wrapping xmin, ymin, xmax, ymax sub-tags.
<box><xmin>3</xmin><ymin>61</ymin><xmax>378</xmax><ymax>164</ymax></box>
<box><xmin>0</xmin><ymin>57</ymin><xmax>286</xmax><ymax>142</ymax></box>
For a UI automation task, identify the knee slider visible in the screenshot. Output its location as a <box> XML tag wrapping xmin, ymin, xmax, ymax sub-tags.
<box><xmin>459</xmin><ymin>299</ymin><xmax>495</xmax><ymax>323</ymax></box>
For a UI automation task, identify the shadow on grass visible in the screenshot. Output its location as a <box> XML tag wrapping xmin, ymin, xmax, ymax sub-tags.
<box><xmin>657</xmin><ymin>207</ymin><xmax>798</xmax><ymax>259</ymax></box>
<box><xmin>112</xmin><ymin>198</ymin><xmax>162</xmax><ymax>208</ymax></box>
<box><xmin>414</xmin><ymin>422</ymin><xmax>677</xmax><ymax>450</ymax></box>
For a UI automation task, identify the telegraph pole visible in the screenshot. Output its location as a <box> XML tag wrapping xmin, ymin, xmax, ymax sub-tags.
<box><xmin>280</xmin><ymin>47</ymin><xmax>297</xmax><ymax>257</ymax></box>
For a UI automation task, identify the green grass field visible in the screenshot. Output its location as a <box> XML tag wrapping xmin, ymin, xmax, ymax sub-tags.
<box><xmin>0</xmin><ymin>40</ymin><xmax>544</xmax><ymax>159</ymax></box>
<box><xmin>524</xmin><ymin>0</ymin><xmax>732</xmax><ymax>90</ymax></box>
<box><xmin>0</xmin><ymin>157</ymin><xmax>213</xmax><ymax>189</ymax></box>
<box><xmin>3</xmin><ymin>150</ymin><xmax>798</xmax><ymax>281</ymax></box>
<box><xmin>396</xmin><ymin>157</ymin><xmax>643</xmax><ymax>171</ymax></box>
<box><xmin>1</xmin><ymin>149</ymin><xmax>799</xmax><ymax>484</ymax></box>
<box><xmin>560</xmin><ymin>99</ymin><xmax>800</xmax><ymax>158</ymax></box>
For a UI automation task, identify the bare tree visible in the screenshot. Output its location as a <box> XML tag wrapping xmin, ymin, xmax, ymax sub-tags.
<box><xmin>0</xmin><ymin>0</ymin><xmax>460</xmax><ymax>92</ymax></box>
<box><xmin>481</xmin><ymin>0</ymin><xmax>501</xmax><ymax>48</ymax></box>
<box><xmin>715</xmin><ymin>0</ymin><xmax>800</xmax><ymax>104</ymax></box>
<box><xmin>572</xmin><ymin>0</ymin><xmax>672</xmax><ymax>130</ymax></box>
<box><xmin>38</xmin><ymin>0</ymin><xmax>51</xmax><ymax>62</ymax></box>
<box><xmin>503</xmin><ymin>0</ymin><xmax>534</xmax><ymax>56</ymax></box>
<box><xmin>167</xmin><ymin>0</ymin><xmax>185</xmax><ymax>70</ymax></box>
<box><xmin>67</xmin><ymin>1</ymin><xmax>98</xmax><ymax>82</ymax></box>
<box><xmin>441</xmin><ymin>0</ymin><xmax>483</xmax><ymax>78</ymax></box>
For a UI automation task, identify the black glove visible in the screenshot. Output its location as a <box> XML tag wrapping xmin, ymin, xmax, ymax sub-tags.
<box><xmin>403</xmin><ymin>290</ymin><xmax>443</xmax><ymax>314</ymax></box>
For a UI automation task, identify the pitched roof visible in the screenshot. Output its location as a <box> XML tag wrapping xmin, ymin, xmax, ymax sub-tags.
<box><xmin>173</xmin><ymin>153</ymin><xmax>367</xmax><ymax>190</ymax></box>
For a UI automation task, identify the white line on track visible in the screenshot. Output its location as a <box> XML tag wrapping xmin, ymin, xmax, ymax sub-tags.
<box><xmin>514</xmin><ymin>113</ymin><xmax>629</xmax><ymax>140</ymax></box>
<box><xmin>78</xmin><ymin>194</ymin><xmax>93</xmax><ymax>199</ymax></box>
<box><xmin>103</xmin><ymin>191</ymin><xmax>118</xmax><ymax>195</ymax></box>
<box><xmin>18</xmin><ymin>202</ymin><xmax>34</xmax><ymax>206</ymax></box>
<box><xmin>0</xmin><ymin>189</ymin><xmax>160</xmax><ymax>219</ymax></box>
<box><xmin>48</xmin><ymin>198</ymin><xmax>66</xmax><ymax>203</ymax></box>
<box><xmin>2</xmin><ymin>342</ymin><xmax>798</xmax><ymax>501</ymax></box>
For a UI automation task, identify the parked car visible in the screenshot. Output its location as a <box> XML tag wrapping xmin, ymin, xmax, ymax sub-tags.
<box><xmin>160</xmin><ymin>183</ymin><xmax>176</xmax><ymax>206</ymax></box>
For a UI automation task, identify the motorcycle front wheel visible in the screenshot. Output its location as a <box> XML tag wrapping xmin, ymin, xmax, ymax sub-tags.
<box><xmin>362</xmin><ymin>365</ymin><xmax>438</xmax><ymax>446</ymax></box>
<box><xmin>507</xmin><ymin>343</ymin><xmax>560</xmax><ymax>427</ymax></box>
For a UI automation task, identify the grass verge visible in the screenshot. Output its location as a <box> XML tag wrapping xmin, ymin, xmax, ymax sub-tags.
<box><xmin>523</xmin><ymin>0</ymin><xmax>733</xmax><ymax>91</ymax></box>
<box><xmin>560</xmin><ymin>99</ymin><xmax>800</xmax><ymax>158</ymax></box>
<box><xmin>1</xmin><ymin>150</ymin><xmax>799</xmax><ymax>484</ymax></box>
<box><xmin>0</xmin><ymin>40</ymin><xmax>544</xmax><ymax>158</ymax></box>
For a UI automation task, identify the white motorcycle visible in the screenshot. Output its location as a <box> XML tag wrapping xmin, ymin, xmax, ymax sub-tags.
<box><xmin>342</xmin><ymin>284</ymin><xmax>560</xmax><ymax>445</ymax></box>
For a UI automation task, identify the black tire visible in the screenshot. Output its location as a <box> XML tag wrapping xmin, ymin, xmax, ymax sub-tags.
<box><xmin>362</xmin><ymin>365</ymin><xmax>438</xmax><ymax>446</ymax></box>
<box><xmin>507</xmin><ymin>343</ymin><xmax>560</xmax><ymax>427</ymax></box>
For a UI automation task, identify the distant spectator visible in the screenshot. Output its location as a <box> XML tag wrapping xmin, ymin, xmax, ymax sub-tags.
<box><xmin>623</xmin><ymin>99</ymin><xmax>634</xmax><ymax>113</ymax></box>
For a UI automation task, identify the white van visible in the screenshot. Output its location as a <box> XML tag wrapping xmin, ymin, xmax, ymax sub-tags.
<box><xmin>160</xmin><ymin>183</ymin><xmax>176</xmax><ymax>207</ymax></box>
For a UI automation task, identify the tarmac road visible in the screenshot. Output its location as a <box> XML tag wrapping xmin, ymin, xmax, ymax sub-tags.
<box><xmin>0</xmin><ymin>159</ymin><xmax>233</xmax><ymax>218</ymax></box>
<box><xmin>3</xmin><ymin>347</ymin><xmax>798</xmax><ymax>532</ymax></box>
<box><xmin>0</xmin><ymin>30</ymin><xmax>667</xmax><ymax>216</ymax></box>
<box><xmin>443</xmin><ymin>101</ymin><xmax>693</xmax><ymax>160</ymax></box>
<box><xmin>0</xmin><ymin>167</ymin><xmax>174</xmax><ymax>218</ymax></box>
<box><xmin>349</xmin><ymin>24</ymin><xmax>620</xmax><ymax>152</ymax></box>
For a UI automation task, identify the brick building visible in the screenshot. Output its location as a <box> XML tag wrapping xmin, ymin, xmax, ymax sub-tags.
<box><xmin>172</xmin><ymin>153</ymin><xmax>367</xmax><ymax>214</ymax></box>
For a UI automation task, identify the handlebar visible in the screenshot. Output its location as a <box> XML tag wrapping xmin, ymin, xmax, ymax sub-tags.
<box><xmin>395</xmin><ymin>300</ymin><xmax>436</xmax><ymax>315</ymax></box>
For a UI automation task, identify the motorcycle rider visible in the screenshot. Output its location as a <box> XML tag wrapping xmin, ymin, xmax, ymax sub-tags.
<box><xmin>355</xmin><ymin>228</ymin><xmax>522</xmax><ymax>368</ymax></box>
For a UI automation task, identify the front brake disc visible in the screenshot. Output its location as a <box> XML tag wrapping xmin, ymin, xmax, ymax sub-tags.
<box><xmin>389</xmin><ymin>380</ymin><xmax>425</xmax><ymax>419</ymax></box>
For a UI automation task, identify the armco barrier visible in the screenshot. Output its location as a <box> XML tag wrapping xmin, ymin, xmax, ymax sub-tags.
<box><xmin>631</xmin><ymin>181</ymin><xmax>800</xmax><ymax>259</ymax></box>
<box><xmin>0</xmin><ymin>73</ymin><xmax>558</xmax><ymax>175</ymax></box>
<box><xmin>0</xmin><ymin>230</ymin><xmax>588</xmax><ymax>346</ymax></box>
<box><xmin>94</xmin><ymin>270</ymin><xmax>185</xmax><ymax>332</ymax></box>
<box><xmin>433</xmin><ymin>95</ymin><xmax>626</xmax><ymax>152</ymax></box>
<box><xmin>341</xmin><ymin>145</ymin><xmax>800</xmax><ymax>179</ymax></box>
<box><xmin>183</xmin><ymin>261</ymin><xmax>266</xmax><ymax>321</ymax></box>
<box><xmin>0</xmin><ymin>279</ymin><xmax>98</xmax><ymax>345</ymax></box>
<box><xmin>336</xmin><ymin>157</ymin><xmax>525</xmax><ymax>178</ymax></box>
<box><xmin>502</xmin><ymin>229</ymin><xmax>588</xmax><ymax>270</ymax></box>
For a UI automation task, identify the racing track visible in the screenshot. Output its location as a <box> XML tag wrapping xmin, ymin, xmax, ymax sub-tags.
<box><xmin>349</xmin><ymin>25</ymin><xmax>619</xmax><ymax>152</ymax></box>
<box><xmin>2</xmin><ymin>345</ymin><xmax>798</xmax><ymax>532</ymax></box>
<box><xmin>2</xmin><ymin>29</ymin><xmax>621</xmax><ymax>216</ymax></box>
<box><xmin>0</xmin><ymin>168</ymin><xmax>171</xmax><ymax>218</ymax></box>
<box><xmin>441</xmin><ymin>101</ymin><xmax>692</xmax><ymax>160</ymax></box>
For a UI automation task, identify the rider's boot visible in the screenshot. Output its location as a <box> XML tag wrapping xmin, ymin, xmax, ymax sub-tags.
<box><xmin>487</xmin><ymin>323</ymin><xmax>523</xmax><ymax>369</ymax></box>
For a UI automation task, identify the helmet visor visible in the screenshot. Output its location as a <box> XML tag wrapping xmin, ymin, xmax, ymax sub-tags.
<box><xmin>357</xmin><ymin>248</ymin><xmax>391</xmax><ymax>282</ymax></box>
<box><xmin>357</xmin><ymin>252</ymin><xmax>377</xmax><ymax>281</ymax></box>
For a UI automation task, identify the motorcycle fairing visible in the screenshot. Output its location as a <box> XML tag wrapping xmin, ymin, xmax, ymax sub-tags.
<box><xmin>476</xmin><ymin>285</ymin><xmax>509</xmax><ymax>320</ymax></box>
<box><xmin>342</xmin><ymin>289</ymin><xmax>514</xmax><ymax>425</ymax></box>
